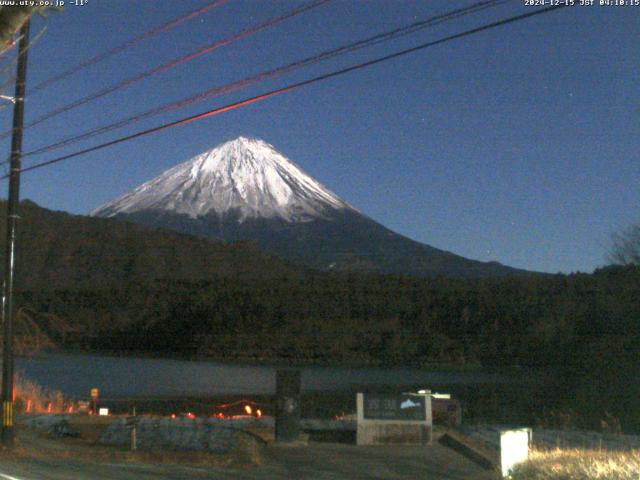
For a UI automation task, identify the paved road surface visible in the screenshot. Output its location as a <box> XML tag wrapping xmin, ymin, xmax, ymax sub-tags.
<box><xmin>0</xmin><ymin>443</ymin><xmax>497</xmax><ymax>479</ymax></box>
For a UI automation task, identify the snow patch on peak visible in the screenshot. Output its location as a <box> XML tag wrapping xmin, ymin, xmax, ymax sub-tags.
<box><xmin>91</xmin><ymin>137</ymin><xmax>354</xmax><ymax>223</ymax></box>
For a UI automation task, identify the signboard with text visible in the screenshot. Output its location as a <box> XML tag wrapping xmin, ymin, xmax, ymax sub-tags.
<box><xmin>356</xmin><ymin>392</ymin><xmax>432</xmax><ymax>445</ymax></box>
<box><xmin>362</xmin><ymin>394</ymin><xmax>427</xmax><ymax>421</ymax></box>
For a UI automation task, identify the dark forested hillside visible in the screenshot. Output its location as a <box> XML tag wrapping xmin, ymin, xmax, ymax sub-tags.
<box><xmin>0</xmin><ymin>200</ymin><xmax>301</xmax><ymax>289</ymax></box>
<box><xmin>5</xmin><ymin>201</ymin><xmax>636</xmax><ymax>369</ymax></box>
<box><xmin>22</xmin><ymin>266</ymin><xmax>638</xmax><ymax>367</ymax></box>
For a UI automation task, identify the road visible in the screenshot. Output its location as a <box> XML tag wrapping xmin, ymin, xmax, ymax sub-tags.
<box><xmin>0</xmin><ymin>442</ymin><xmax>497</xmax><ymax>479</ymax></box>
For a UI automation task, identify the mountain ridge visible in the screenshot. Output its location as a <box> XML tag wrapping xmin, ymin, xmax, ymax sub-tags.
<box><xmin>93</xmin><ymin>137</ymin><xmax>534</xmax><ymax>278</ymax></box>
<box><xmin>92</xmin><ymin>136</ymin><xmax>353</xmax><ymax>223</ymax></box>
<box><xmin>0</xmin><ymin>199</ymin><xmax>301</xmax><ymax>289</ymax></box>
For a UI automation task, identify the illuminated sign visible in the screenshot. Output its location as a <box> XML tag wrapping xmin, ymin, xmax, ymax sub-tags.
<box><xmin>500</xmin><ymin>428</ymin><xmax>531</xmax><ymax>477</ymax></box>
<box><xmin>362</xmin><ymin>394</ymin><xmax>427</xmax><ymax>421</ymax></box>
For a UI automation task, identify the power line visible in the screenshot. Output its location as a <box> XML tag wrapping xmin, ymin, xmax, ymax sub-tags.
<box><xmin>0</xmin><ymin>33</ymin><xmax>20</xmax><ymax>60</ymax></box>
<box><xmin>1</xmin><ymin>4</ymin><xmax>568</xmax><ymax>181</ymax></box>
<box><xmin>23</xmin><ymin>0</ymin><xmax>510</xmax><ymax>158</ymax></box>
<box><xmin>0</xmin><ymin>0</ymin><xmax>331</xmax><ymax>140</ymax></box>
<box><xmin>29</xmin><ymin>0</ymin><xmax>230</xmax><ymax>94</ymax></box>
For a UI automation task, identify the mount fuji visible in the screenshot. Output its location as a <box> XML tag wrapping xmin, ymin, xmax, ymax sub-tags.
<box><xmin>92</xmin><ymin>137</ymin><xmax>526</xmax><ymax>277</ymax></box>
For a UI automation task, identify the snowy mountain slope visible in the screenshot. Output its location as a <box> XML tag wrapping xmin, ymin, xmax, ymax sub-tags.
<box><xmin>92</xmin><ymin>137</ymin><xmax>531</xmax><ymax>278</ymax></box>
<box><xmin>92</xmin><ymin>137</ymin><xmax>353</xmax><ymax>222</ymax></box>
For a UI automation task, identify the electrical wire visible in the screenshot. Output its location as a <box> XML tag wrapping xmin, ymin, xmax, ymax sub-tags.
<box><xmin>30</xmin><ymin>0</ymin><xmax>230</xmax><ymax>94</ymax></box>
<box><xmin>1</xmin><ymin>4</ymin><xmax>568</xmax><ymax>181</ymax></box>
<box><xmin>0</xmin><ymin>35</ymin><xmax>20</xmax><ymax>58</ymax></box>
<box><xmin>23</xmin><ymin>0</ymin><xmax>510</xmax><ymax>158</ymax></box>
<box><xmin>0</xmin><ymin>0</ymin><xmax>331</xmax><ymax>141</ymax></box>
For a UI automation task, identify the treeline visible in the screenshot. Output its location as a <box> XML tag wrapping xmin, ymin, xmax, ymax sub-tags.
<box><xmin>17</xmin><ymin>265</ymin><xmax>638</xmax><ymax>365</ymax></box>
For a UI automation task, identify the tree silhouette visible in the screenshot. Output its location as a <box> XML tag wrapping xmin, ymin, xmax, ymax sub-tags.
<box><xmin>609</xmin><ymin>224</ymin><xmax>640</xmax><ymax>265</ymax></box>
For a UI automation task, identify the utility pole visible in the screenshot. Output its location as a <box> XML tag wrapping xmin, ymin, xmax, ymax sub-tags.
<box><xmin>2</xmin><ymin>19</ymin><xmax>30</xmax><ymax>447</ymax></box>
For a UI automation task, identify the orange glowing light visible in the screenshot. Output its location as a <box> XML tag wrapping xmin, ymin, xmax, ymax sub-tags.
<box><xmin>186</xmin><ymin>412</ymin><xmax>196</xmax><ymax>419</ymax></box>
<box><xmin>170</xmin><ymin>413</ymin><xmax>176</xmax><ymax>419</ymax></box>
<box><xmin>256</xmin><ymin>409</ymin><xmax>262</xmax><ymax>417</ymax></box>
<box><xmin>244</xmin><ymin>405</ymin><xmax>252</xmax><ymax>415</ymax></box>
<box><xmin>26</xmin><ymin>399</ymin><xmax>32</xmax><ymax>413</ymax></box>
<box><xmin>47</xmin><ymin>403</ymin><xmax>52</xmax><ymax>413</ymax></box>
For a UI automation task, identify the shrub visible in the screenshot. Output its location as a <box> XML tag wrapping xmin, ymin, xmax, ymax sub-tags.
<box><xmin>510</xmin><ymin>448</ymin><xmax>640</xmax><ymax>480</ymax></box>
<box><xmin>14</xmin><ymin>373</ymin><xmax>65</xmax><ymax>413</ymax></box>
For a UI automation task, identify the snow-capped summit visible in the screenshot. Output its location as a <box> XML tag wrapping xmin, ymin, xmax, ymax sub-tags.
<box><xmin>92</xmin><ymin>136</ymin><xmax>528</xmax><ymax>278</ymax></box>
<box><xmin>91</xmin><ymin>136</ymin><xmax>353</xmax><ymax>222</ymax></box>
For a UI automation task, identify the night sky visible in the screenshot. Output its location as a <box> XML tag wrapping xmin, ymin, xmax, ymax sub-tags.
<box><xmin>0</xmin><ymin>0</ymin><xmax>637</xmax><ymax>274</ymax></box>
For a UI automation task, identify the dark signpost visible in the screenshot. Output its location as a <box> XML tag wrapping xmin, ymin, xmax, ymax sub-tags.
<box><xmin>90</xmin><ymin>387</ymin><xmax>99</xmax><ymax>414</ymax></box>
<box><xmin>126</xmin><ymin>406</ymin><xmax>138</xmax><ymax>451</ymax></box>
<box><xmin>275</xmin><ymin>369</ymin><xmax>301</xmax><ymax>443</ymax></box>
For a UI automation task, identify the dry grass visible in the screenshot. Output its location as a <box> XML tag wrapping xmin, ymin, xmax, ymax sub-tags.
<box><xmin>510</xmin><ymin>448</ymin><xmax>640</xmax><ymax>480</ymax></box>
<box><xmin>15</xmin><ymin>373</ymin><xmax>65</xmax><ymax>413</ymax></box>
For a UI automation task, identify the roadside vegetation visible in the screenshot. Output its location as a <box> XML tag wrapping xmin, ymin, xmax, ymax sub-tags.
<box><xmin>15</xmin><ymin>373</ymin><xmax>65</xmax><ymax>413</ymax></box>
<box><xmin>510</xmin><ymin>448</ymin><xmax>640</xmax><ymax>480</ymax></box>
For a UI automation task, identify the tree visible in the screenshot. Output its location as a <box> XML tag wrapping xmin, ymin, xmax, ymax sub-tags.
<box><xmin>0</xmin><ymin>5</ymin><xmax>60</xmax><ymax>48</ymax></box>
<box><xmin>609</xmin><ymin>224</ymin><xmax>640</xmax><ymax>266</ymax></box>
